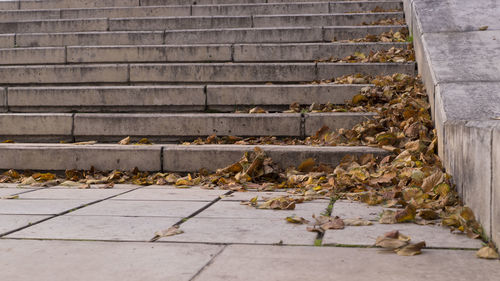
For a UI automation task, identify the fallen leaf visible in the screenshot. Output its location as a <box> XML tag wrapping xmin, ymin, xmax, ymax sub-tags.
<box><xmin>479</xmin><ymin>26</ymin><xmax>489</xmax><ymax>31</ymax></box>
<box><xmin>396</xmin><ymin>241</ymin><xmax>426</xmax><ymax>256</ymax></box>
<box><xmin>118</xmin><ymin>136</ymin><xmax>130</xmax><ymax>145</ymax></box>
<box><xmin>476</xmin><ymin>246</ymin><xmax>499</xmax><ymax>259</ymax></box>
<box><xmin>286</xmin><ymin>216</ymin><xmax>310</xmax><ymax>224</ymax></box>
<box><xmin>298</xmin><ymin>158</ymin><xmax>315</xmax><ymax>172</ymax></box>
<box><xmin>58</xmin><ymin>180</ymin><xmax>82</xmax><ymax>187</ymax></box>
<box><xmin>343</xmin><ymin>218</ymin><xmax>373</xmax><ymax>226</ymax></box>
<box><xmin>154</xmin><ymin>225</ymin><xmax>184</xmax><ymax>238</ymax></box>
<box><xmin>1</xmin><ymin>195</ymin><xmax>19</xmax><ymax>199</ymax></box>
<box><xmin>379</xmin><ymin>210</ymin><xmax>397</xmax><ymax>224</ymax></box>
<box><xmin>421</xmin><ymin>171</ymin><xmax>443</xmax><ymax>192</ymax></box>
<box><xmin>395</xmin><ymin>205</ymin><xmax>416</xmax><ymax>223</ymax></box>
<box><xmin>72</xmin><ymin>141</ymin><xmax>97</xmax><ymax>145</ymax></box>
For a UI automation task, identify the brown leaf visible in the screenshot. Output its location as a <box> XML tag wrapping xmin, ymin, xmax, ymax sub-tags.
<box><xmin>396</xmin><ymin>241</ymin><xmax>426</xmax><ymax>256</ymax></box>
<box><xmin>395</xmin><ymin>205</ymin><xmax>416</xmax><ymax>223</ymax></box>
<box><xmin>379</xmin><ymin>210</ymin><xmax>397</xmax><ymax>224</ymax></box>
<box><xmin>476</xmin><ymin>246</ymin><xmax>499</xmax><ymax>259</ymax></box>
<box><xmin>421</xmin><ymin>171</ymin><xmax>443</xmax><ymax>193</ymax></box>
<box><xmin>1</xmin><ymin>195</ymin><xmax>19</xmax><ymax>200</ymax></box>
<box><xmin>118</xmin><ymin>136</ymin><xmax>130</xmax><ymax>145</ymax></box>
<box><xmin>298</xmin><ymin>158</ymin><xmax>316</xmax><ymax>173</ymax></box>
<box><xmin>154</xmin><ymin>225</ymin><xmax>184</xmax><ymax>238</ymax></box>
<box><xmin>343</xmin><ymin>218</ymin><xmax>373</xmax><ymax>226</ymax></box>
<box><xmin>321</xmin><ymin>217</ymin><xmax>345</xmax><ymax>230</ymax></box>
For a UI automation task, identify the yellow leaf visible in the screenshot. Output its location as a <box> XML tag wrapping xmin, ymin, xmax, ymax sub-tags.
<box><xmin>476</xmin><ymin>246</ymin><xmax>499</xmax><ymax>259</ymax></box>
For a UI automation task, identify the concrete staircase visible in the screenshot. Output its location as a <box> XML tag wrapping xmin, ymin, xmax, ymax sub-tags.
<box><xmin>0</xmin><ymin>0</ymin><xmax>413</xmax><ymax>172</ymax></box>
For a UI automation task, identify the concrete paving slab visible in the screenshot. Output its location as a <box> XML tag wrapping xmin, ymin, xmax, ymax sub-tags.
<box><xmin>17</xmin><ymin>188</ymin><xmax>126</xmax><ymax>200</ymax></box>
<box><xmin>0</xmin><ymin>47</ymin><xmax>65</xmax><ymax>65</ymax></box>
<box><xmin>19</xmin><ymin>0</ymin><xmax>139</xmax><ymax>9</ymax></box>
<box><xmin>50</xmin><ymin>184</ymin><xmax>140</xmax><ymax>190</ymax></box>
<box><xmin>206</xmin><ymin>84</ymin><xmax>366</xmax><ymax>111</ymax></box>
<box><xmin>324</xmin><ymin>25</ymin><xmax>407</xmax><ymax>41</ymax></box>
<box><xmin>0</xmin><ymin>239</ymin><xmax>222</xmax><ymax>281</ymax></box>
<box><xmin>0</xmin><ymin>215</ymin><xmax>50</xmax><ymax>235</ymax></box>
<box><xmin>196</xmin><ymin>201</ymin><xmax>328</xmax><ymax>219</ymax></box>
<box><xmin>193</xmin><ymin>245</ymin><xmax>500</xmax><ymax>281</ymax></box>
<box><xmin>413</xmin><ymin>0</ymin><xmax>500</xmax><ymax>33</ymax></box>
<box><xmin>67</xmin><ymin>200</ymin><xmax>208</xmax><ymax>217</ymax></box>
<box><xmin>0</xmin><ymin>144</ymin><xmax>162</xmax><ymax>171</ymax></box>
<box><xmin>0</xmin><ymin>199</ymin><xmax>91</xmax><ymax>215</ymax></box>
<box><xmin>60</xmin><ymin>6</ymin><xmax>191</xmax><ymax>19</ymax></box>
<box><xmin>8</xmin><ymin>86</ymin><xmax>206</xmax><ymax>113</ymax></box>
<box><xmin>0</xmin><ymin>113</ymin><xmax>72</xmax><ymax>138</ymax></box>
<box><xmin>0</xmin><ymin>34</ymin><xmax>14</xmax><ymax>48</ymax></box>
<box><xmin>112</xmin><ymin>187</ymin><xmax>226</xmax><ymax>201</ymax></box>
<box><xmin>164</xmin><ymin>26</ymin><xmax>323</xmax><ymax>44</ymax></box>
<box><xmin>322</xmin><ymin>222</ymin><xmax>482</xmax><ymax>249</ymax></box>
<box><xmin>17</xmin><ymin>31</ymin><xmax>165</xmax><ymax>47</ymax></box>
<box><xmin>423</xmin><ymin>31</ymin><xmax>500</xmax><ymax>82</ymax></box>
<box><xmin>6</xmin><ymin>215</ymin><xmax>179</xmax><ymax>241</ymax></box>
<box><xmin>0</xmin><ymin>188</ymin><xmax>35</xmax><ymax>197</ymax></box>
<box><xmin>192</xmin><ymin>2</ymin><xmax>329</xmax><ymax>16</ymax></box>
<box><xmin>159</xmin><ymin>217</ymin><xmax>317</xmax><ymax>245</ymax></box>
<box><xmin>0</xmin><ymin>10</ymin><xmax>61</xmax><ymax>22</ymax></box>
<box><xmin>331</xmin><ymin>200</ymin><xmax>386</xmax><ymax>221</ymax></box>
<box><xmin>109</xmin><ymin>16</ymin><xmax>252</xmax><ymax>31</ymax></box>
<box><xmin>0</xmin><ymin>18</ymin><xmax>108</xmax><ymax>34</ymax></box>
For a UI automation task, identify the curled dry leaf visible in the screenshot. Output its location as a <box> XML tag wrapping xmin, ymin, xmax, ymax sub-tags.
<box><xmin>285</xmin><ymin>216</ymin><xmax>310</xmax><ymax>224</ymax></box>
<box><xmin>72</xmin><ymin>141</ymin><xmax>97</xmax><ymax>145</ymax></box>
<box><xmin>376</xmin><ymin>230</ymin><xmax>424</xmax><ymax>256</ymax></box>
<box><xmin>1</xmin><ymin>195</ymin><xmax>19</xmax><ymax>200</ymax></box>
<box><xmin>476</xmin><ymin>246</ymin><xmax>499</xmax><ymax>259</ymax></box>
<box><xmin>396</xmin><ymin>241</ymin><xmax>426</xmax><ymax>256</ymax></box>
<box><xmin>154</xmin><ymin>225</ymin><xmax>184</xmax><ymax>238</ymax></box>
<box><xmin>343</xmin><ymin>218</ymin><xmax>373</xmax><ymax>226</ymax></box>
<box><xmin>118</xmin><ymin>136</ymin><xmax>130</xmax><ymax>145</ymax></box>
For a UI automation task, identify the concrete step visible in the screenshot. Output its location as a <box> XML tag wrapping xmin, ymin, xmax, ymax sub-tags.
<box><xmin>0</xmin><ymin>2</ymin><xmax>403</xmax><ymax>22</ymax></box>
<box><xmin>0</xmin><ymin>12</ymin><xmax>403</xmax><ymax>34</ymax></box>
<box><xmin>0</xmin><ymin>62</ymin><xmax>414</xmax><ymax>84</ymax></box>
<box><xmin>12</xmin><ymin>0</ymin><xmax>140</xmax><ymax>10</ymax></box>
<box><xmin>11</xmin><ymin>25</ymin><xmax>406</xmax><ymax>47</ymax></box>
<box><xmin>0</xmin><ymin>143</ymin><xmax>388</xmax><ymax>172</ymax></box>
<box><xmin>0</xmin><ymin>112</ymin><xmax>376</xmax><ymax>142</ymax></box>
<box><xmin>0</xmin><ymin>42</ymin><xmax>408</xmax><ymax>65</ymax></box>
<box><xmin>3</xmin><ymin>84</ymin><xmax>367</xmax><ymax>113</ymax></box>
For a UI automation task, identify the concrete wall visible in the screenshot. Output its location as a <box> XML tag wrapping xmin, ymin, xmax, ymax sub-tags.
<box><xmin>403</xmin><ymin>0</ymin><xmax>500</xmax><ymax>245</ymax></box>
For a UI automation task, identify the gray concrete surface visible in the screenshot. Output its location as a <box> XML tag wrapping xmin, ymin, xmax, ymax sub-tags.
<box><xmin>405</xmin><ymin>0</ymin><xmax>500</xmax><ymax>246</ymax></box>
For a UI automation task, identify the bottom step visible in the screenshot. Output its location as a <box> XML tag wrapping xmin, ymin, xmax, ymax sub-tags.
<box><xmin>0</xmin><ymin>144</ymin><xmax>388</xmax><ymax>172</ymax></box>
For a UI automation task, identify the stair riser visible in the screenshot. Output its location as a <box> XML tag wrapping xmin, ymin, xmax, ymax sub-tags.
<box><xmin>19</xmin><ymin>0</ymin><xmax>140</xmax><ymax>10</ymax></box>
<box><xmin>0</xmin><ymin>144</ymin><xmax>388</xmax><ymax>172</ymax></box>
<box><xmin>0</xmin><ymin>63</ymin><xmax>415</xmax><ymax>84</ymax></box>
<box><xmin>0</xmin><ymin>2</ymin><xmax>403</xmax><ymax>21</ymax></box>
<box><xmin>0</xmin><ymin>113</ymin><xmax>375</xmax><ymax>142</ymax></box>
<box><xmin>0</xmin><ymin>43</ymin><xmax>408</xmax><ymax>65</ymax></box>
<box><xmin>4</xmin><ymin>84</ymin><xmax>366</xmax><ymax>113</ymax></box>
<box><xmin>0</xmin><ymin>13</ymin><xmax>402</xmax><ymax>34</ymax></box>
<box><xmin>12</xmin><ymin>26</ymin><xmax>405</xmax><ymax>47</ymax></box>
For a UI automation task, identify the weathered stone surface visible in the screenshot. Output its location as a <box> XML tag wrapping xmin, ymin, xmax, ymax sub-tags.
<box><xmin>109</xmin><ymin>16</ymin><xmax>252</xmax><ymax>31</ymax></box>
<box><xmin>0</xmin><ymin>34</ymin><xmax>14</xmax><ymax>48</ymax></box>
<box><xmin>317</xmin><ymin>62</ymin><xmax>415</xmax><ymax>79</ymax></box>
<box><xmin>413</xmin><ymin>0</ymin><xmax>500</xmax><ymax>33</ymax></box>
<box><xmin>164</xmin><ymin>27</ymin><xmax>323</xmax><ymax>44</ymax></box>
<box><xmin>0</xmin><ymin>144</ymin><xmax>162</xmax><ymax>171</ymax></box>
<box><xmin>322</xmin><ymin>221</ymin><xmax>483</xmax><ymax>249</ymax></box>
<box><xmin>0</xmin><ymin>10</ymin><xmax>60</xmax><ymax>22</ymax></box>
<box><xmin>0</xmin><ymin>1</ymin><xmax>18</xmax><ymax>10</ymax></box>
<box><xmin>0</xmin><ymin>113</ymin><xmax>72</xmax><ymax>139</ymax></box>
<box><xmin>73</xmin><ymin>113</ymin><xmax>302</xmax><ymax>140</ymax></box>
<box><xmin>159</xmin><ymin>217</ymin><xmax>317</xmax><ymax>245</ymax></box>
<box><xmin>331</xmin><ymin>200</ymin><xmax>385</xmax><ymax>221</ymax></box>
<box><xmin>0</xmin><ymin>188</ymin><xmax>35</xmax><ymax>197</ymax></box>
<box><xmin>67</xmin><ymin>45</ymin><xmax>232</xmax><ymax>63</ymax></box>
<box><xmin>0</xmin><ymin>18</ymin><xmax>108</xmax><ymax>34</ymax></box>
<box><xmin>194</xmin><ymin>245</ymin><xmax>500</xmax><ymax>281</ymax></box>
<box><xmin>0</xmin><ymin>215</ymin><xmax>50</xmax><ymax>235</ymax></box>
<box><xmin>68</xmin><ymin>200</ymin><xmax>208</xmax><ymax>217</ymax></box>
<box><xmin>7</xmin><ymin>86</ymin><xmax>206</xmax><ymax>113</ymax></box>
<box><xmin>207</xmin><ymin>84</ymin><xmax>366</xmax><ymax>111</ymax></box>
<box><xmin>6</xmin><ymin>215</ymin><xmax>179</xmax><ymax>241</ymax></box>
<box><xmin>0</xmin><ymin>239</ymin><xmax>222</xmax><ymax>281</ymax></box>
<box><xmin>492</xmin><ymin>124</ymin><xmax>500</xmax><ymax>245</ymax></box>
<box><xmin>304</xmin><ymin>112</ymin><xmax>377</xmax><ymax>135</ymax></box>
<box><xmin>0</xmin><ymin>87</ymin><xmax>6</xmax><ymax>113</ymax></box>
<box><xmin>129</xmin><ymin>63</ymin><xmax>316</xmax><ymax>82</ymax></box>
<box><xmin>195</xmin><ymin>201</ymin><xmax>328</xmax><ymax>219</ymax></box>
<box><xmin>112</xmin><ymin>187</ymin><xmax>227</xmax><ymax>201</ymax></box>
<box><xmin>60</xmin><ymin>6</ymin><xmax>191</xmax><ymax>19</ymax></box>
<box><xmin>191</xmin><ymin>2</ymin><xmax>329</xmax><ymax>16</ymax></box>
<box><xmin>0</xmin><ymin>64</ymin><xmax>128</xmax><ymax>84</ymax></box>
<box><xmin>0</xmin><ymin>199</ymin><xmax>90</xmax><ymax>215</ymax></box>
<box><xmin>253</xmin><ymin>12</ymin><xmax>404</xmax><ymax>27</ymax></box>
<box><xmin>162</xmin><ymin>144</ymin><xmax>388</xmax><ymax>172</ymax></box>
<box><xmin>422</xmin><ymin>31</ymin><xmax>500</xmax><ymax>83</ymax></box>
<box><xmin>329</xmin><ymin>1</ymin><xmax>403</xmax><ymax>13</ymax></box>
<box><xmin>18</xmin><ymin>189</ymin><xmax>126</xmax><ymax>200</ymax></box>
<box><xmin>0</xmin><ymin>47</ymin><xmax>65</xmax><ymax>65</ymax></box>
<box><xmin>233</xmin><ymin>42</ymin><xmax>408</xmax><ymax>62</ymax></box>
<box><xmin>16</xmin><ymin>31</ymin><xmax>165</xmax><ymax>47</ymax></box>
<box><xmin>323</xmin><ymin>25</ymin><xmax>407</xmax><ymax>41</ymax></box>
<box><xmin>19</xmin><ymin>0</ymin><xmax>139</xmax><ymax>9</ymax></box>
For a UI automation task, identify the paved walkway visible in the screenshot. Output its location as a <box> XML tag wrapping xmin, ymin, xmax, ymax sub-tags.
<box><xmin>1</xmin><ymin>184</ymin><xmax>498</xmax><ymax>280</ymax></box>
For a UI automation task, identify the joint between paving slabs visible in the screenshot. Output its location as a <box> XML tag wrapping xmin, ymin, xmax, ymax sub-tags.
<box><xmin>315</xmin><ymin>196</ymin><xmax>338</xmax><ymax>246</ymax></box>
<box><xmin>188</xmin><ymin>244</ymin><xmax>228</xmax><ymax>281</ymax></box>
<box><xmin>160</xmin><ymin>146</ymin><xmax>165</xmax><ymax>172</ymax></box>
<box><xmin>149</xmin><ymin>190</ymin><xmax>234</xmax><ymax>242</ymax></box>
<box><xmin>0</xmin><ymin>186</ymin><xmax>144</xmax><ymax>238</ymax></box>
<box><xmin>70</xmin><ymin>112</ymin><xmax>76</xmax><ymax>143</ymax></box>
